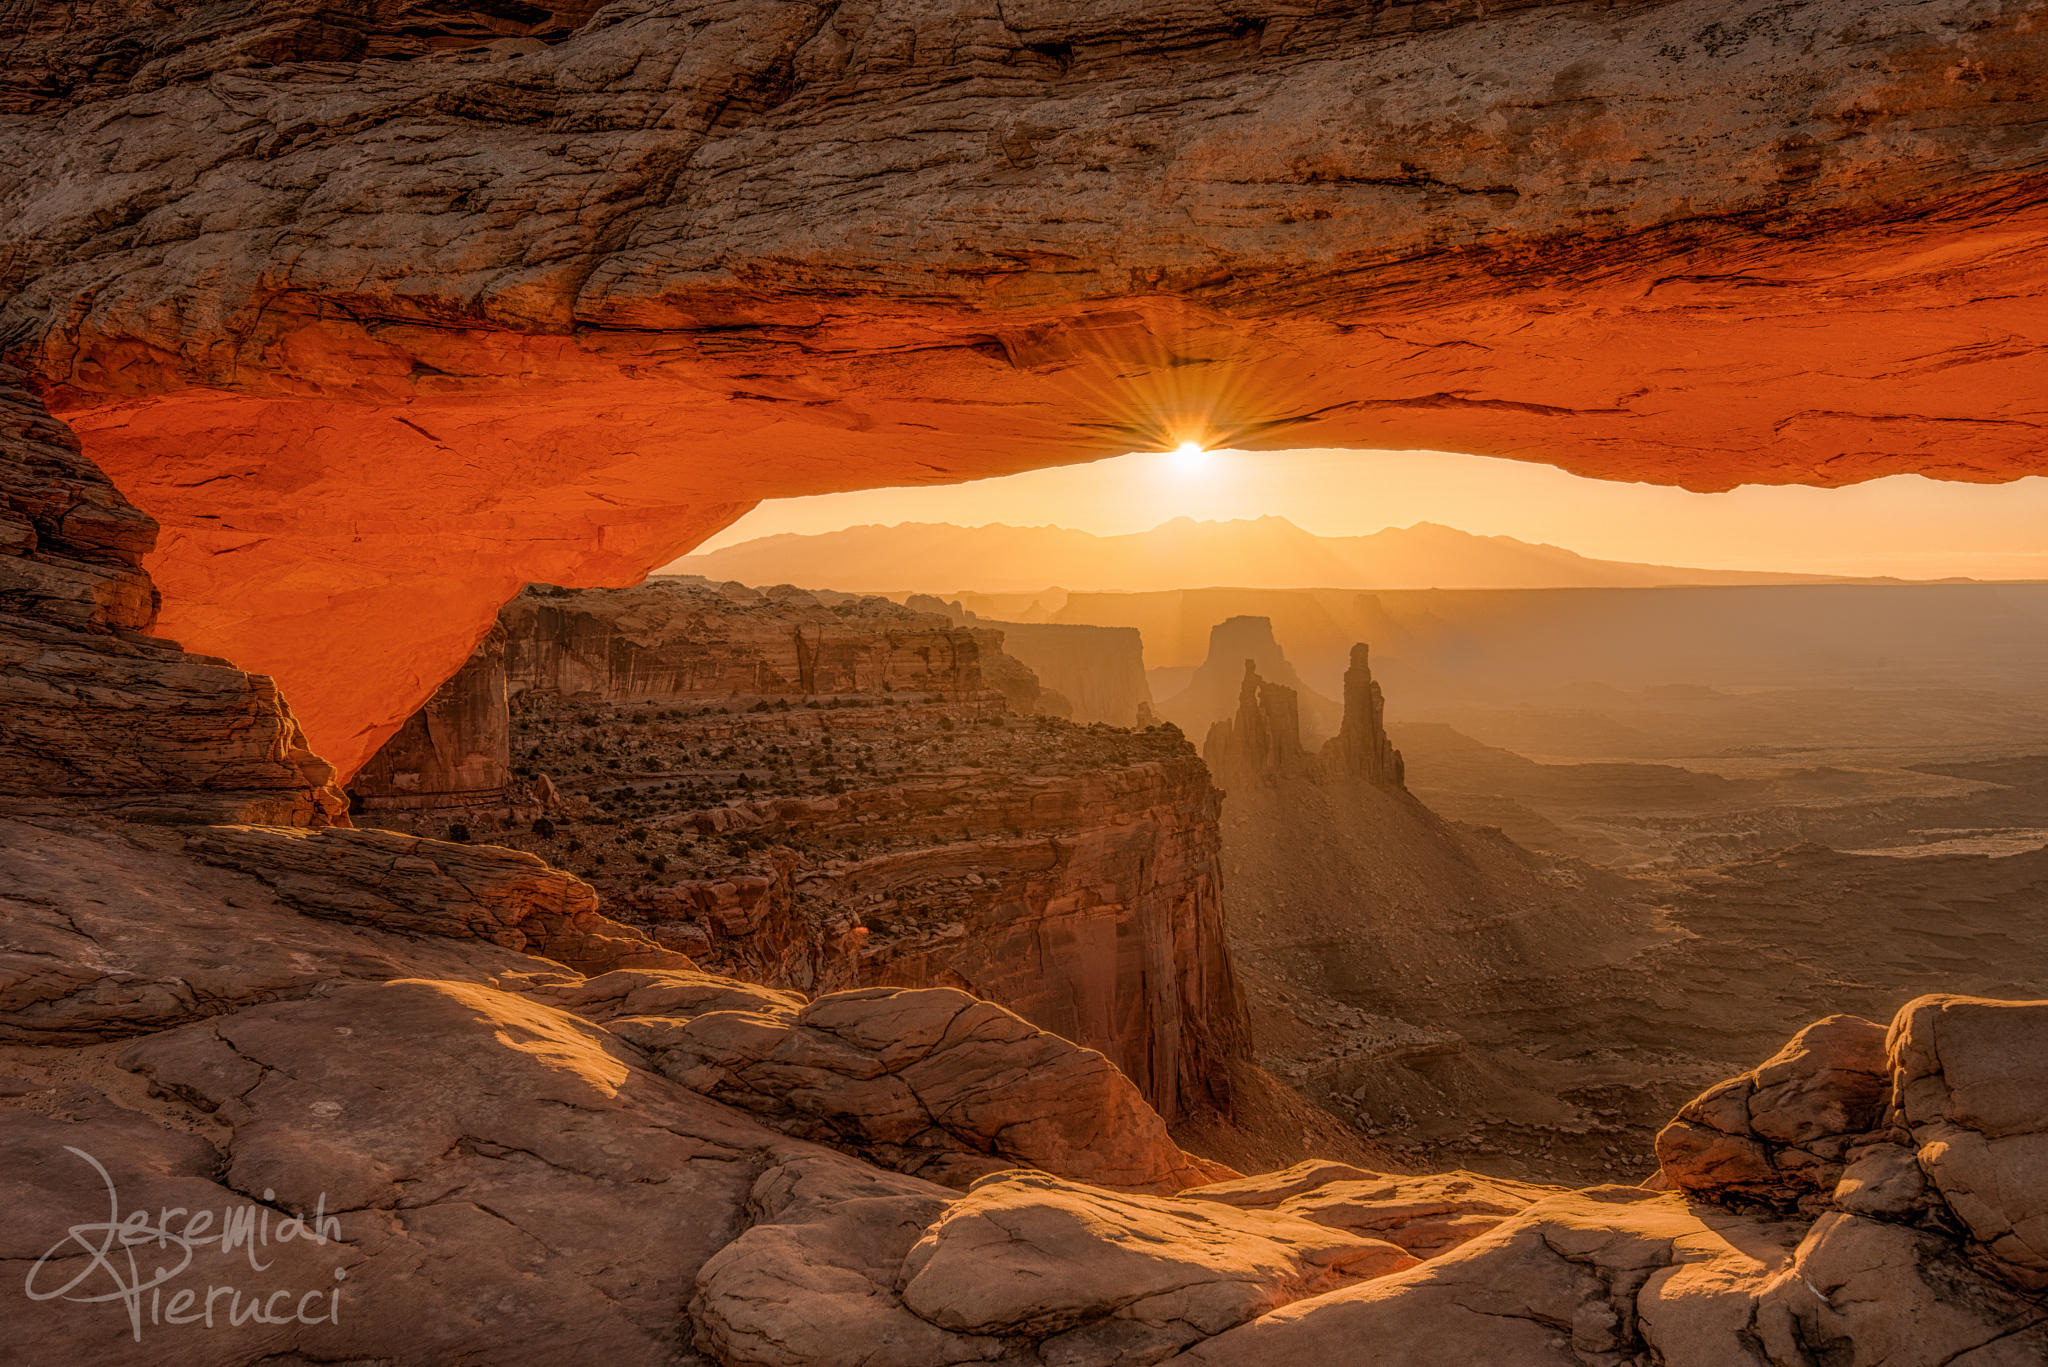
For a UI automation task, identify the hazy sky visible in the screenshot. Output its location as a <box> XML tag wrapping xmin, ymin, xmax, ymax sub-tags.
<box><xmin>690</xmin><ymin>447</ymin><xmax>2048</xmax><ymax>580</ymax></box>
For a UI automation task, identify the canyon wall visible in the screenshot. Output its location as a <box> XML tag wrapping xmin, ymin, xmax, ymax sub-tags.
<box><xmin>353</xmin><ymin>578</ymin><xmax>1246</xmax><ymax>1119</ymax></box>
<box><xmin>352</xmin><ymin>624</ymin><xmax>511</xmax><ymax>812</ymax></box>
<box><xmin>507</xmin><ymin>692</ymin><xmax>1247</xmax><ymax>1122</ymax></box>
<box><xmin>2</xmin><ymin>0</ymin><xmax>2040</xmax><ymax>769</ymax></box>
<box><xmin>354</xmin><ymin>577</ymin><xmax>1056</xmax><ymax>810</ymax></box>
<box><xmin>503</xmin><ymin>580</ymin><xmax>992</xmax><ymax>704</ymax></box>
<box><xmin>907</xmin><ymin>596</ymin><xmax>1148</xmax><ymax>727</ymax></box>
<box><xmin>971</xmin><ymin>620</ymin><xmax>1152</xmax><ymax>727</ymax></box>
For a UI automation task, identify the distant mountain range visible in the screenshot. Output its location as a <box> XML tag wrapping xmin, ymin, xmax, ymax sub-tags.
<box><xmin>665</xmin><ymin>517</ymin><xmax>1933</xmax><ymax>595</ymax></box>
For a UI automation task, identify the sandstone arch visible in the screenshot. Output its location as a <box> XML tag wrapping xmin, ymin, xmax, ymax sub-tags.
<box><xmin>4</xmin><ymin>0</ymin><xmax>2044</xmax><ymax>773</ymax></box>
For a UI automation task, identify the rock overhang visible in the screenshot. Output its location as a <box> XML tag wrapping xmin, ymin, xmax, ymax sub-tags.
<box><xmin>2</xmin><ymin>0</ymin><xmax>2044</xmax><ymax>773</ymax></box>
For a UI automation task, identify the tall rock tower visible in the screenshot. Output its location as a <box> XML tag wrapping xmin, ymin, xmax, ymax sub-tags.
<box><xmin>1327</xmin><ymin>643</ymin><xmax>1405</xmax><ymax>788</ymax></box>
<box><xmin>1202</xmin><ymin>660</ymin><xmax>1306</xmax><ymax>782</ymax></box>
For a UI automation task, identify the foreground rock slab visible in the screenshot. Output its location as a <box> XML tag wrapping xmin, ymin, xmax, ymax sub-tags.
<box><xmin>8</xmin><ymin>809</ymin><xmax>2048</xmax><ymax>1365</ymax></box>
<box><xmin>576</xmin><ymin>975</ymin><xmax>1225</xmax><ymax>1194</ymax></box>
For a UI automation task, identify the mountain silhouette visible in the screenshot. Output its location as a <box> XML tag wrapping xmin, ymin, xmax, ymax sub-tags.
<box><xmin>667</xmin><ymin>516</ymin><xmax>1908</xmax><ymax>595</ymax></box>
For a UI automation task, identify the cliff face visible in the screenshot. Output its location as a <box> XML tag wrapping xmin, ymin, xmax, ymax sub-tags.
<box><xmin>354</xmin><ymin>576</ymin><xmax>1059</xmax><ymax>808</ymax></box>
<box><xmin>354</xmin><ymin>579</ymin><xmax>1246</xmax><ymax>1120</ymax></box>
<box><xmin>2</xmin><ymin>0</ymin><xmax>2039</xmax><ymax>772</ymax></box>
<box><xmin>504</xmin><ymin>580</ymin><xmax>992</xmax><ymax>704</ymax></box>
<box><xmin>974</xmin><ymin>620</ymin><xmax>1152</xmax><ymax>727</ymax></box>
<box><xmin>499</xmin><ymin>693</ymin><xmax>1244</xmax><ymax>1122</ymax></box>
<box><xmin>352</xmin><ymin>624</ymin><xmax>512</xmax><ymax>812</ymax></box>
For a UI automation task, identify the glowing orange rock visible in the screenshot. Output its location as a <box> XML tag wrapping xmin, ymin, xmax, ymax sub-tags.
<box><xmin>5</xmin><ymin>0</ymin><xmax>2043</xmax><ymax>772</ymax></box>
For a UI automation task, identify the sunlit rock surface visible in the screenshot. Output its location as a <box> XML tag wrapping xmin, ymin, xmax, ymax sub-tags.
<box><xmin>1656</xmin><ymin>1013</ymin><xmax>1893</xmax><ymax>1214</ymax></box>
<box><xmin>4</xmin><ymin>0</ymin><xmax>2043</xmax><ymax>768</ymax></box>
<box><xmin>564</xmin><ymin>974</ymin><xmax>1226</xmax><ymax>1193</ymax></box>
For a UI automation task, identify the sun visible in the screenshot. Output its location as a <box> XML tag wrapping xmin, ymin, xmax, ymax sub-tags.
<box><xmin>1169</xmin><ymin>439</ymin><xmax>1213</xmax><ymax>475</ymax></box>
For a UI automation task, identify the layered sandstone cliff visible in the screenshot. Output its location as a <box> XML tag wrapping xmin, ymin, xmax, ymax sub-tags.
<box><xmin>504</xmin><ymin>579</ymin><xmax>997</xmax><ymax>704</ymax></box>
<box><xmin>526</xmin><ymin>698</ymin><xmax>1245</xmax><ymax>1122</ymax></box>
<box><xmin>354</xmin><ymin>578</ymin><xmax>1034</xmax><ymax>810</ymax></box>
<box><xmin>354</xmin><ymin>578</ymin><xmax>1246</xmax><ymax>1120</ymax></box>
<box><xmin>0</xmin><ymin>369</ymin><xmax>347</xmax><ymax>826</ymax></box>
<box><xmin>919</xmin><ymin>605</ymin><xmax>1153</xmax><ymax>728</ymax></box>
<box><xmin>352</xmin><ymin>623</ymin><xmax>513</xmax><ymax>812</ymax></box>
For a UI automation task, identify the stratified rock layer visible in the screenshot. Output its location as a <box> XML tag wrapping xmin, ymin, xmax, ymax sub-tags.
<box><xmin>4</xmin><ymin>0</ymin><xmax>2042</xmax><ymax>768</ymax></box>
<box><xmin>511</xmin><ymin>696</ymin><xmax>1243</xmax><ymax>1122</ymax></box>
<box><xmin>934</xmin><ymin>609</ymin><xmax>1153</xmax><ymax>728</ymax></box>
<box><xmin>0</xmin><ymin>369</ymin><xmax>347</xmax><ymax>826</ymax></box>
<box><xmin>355</xmin><ymin>579</ymin><xmax>1245</xmax><ymax>1123</ymax></box>
<box><xmin>503</xmin><ymin>580</ymin><xmax>998</xmax><ymax>708</ymax></box>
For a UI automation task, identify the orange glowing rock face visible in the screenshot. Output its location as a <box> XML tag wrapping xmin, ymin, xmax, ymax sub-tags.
<box><xmin>57</xmin><ymin>206</ymin><xmax>2048</xmax><ymax>777</ymax></box>
<box><xmin>9</xmin><ymin>0</ymin><xmax>2047</xmax><ymax>774</ymax></box>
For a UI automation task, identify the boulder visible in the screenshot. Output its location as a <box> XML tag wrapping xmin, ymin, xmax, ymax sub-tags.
<box><xmin>691</xmin><ymin>1156</ymin><xmax>1001</xmax><ymax>1367</ymax></box>
<box><xmin>609</xmin><ymin>983</ymin><xmax>1222</xmax><ymax>1193</ymax></box>
<box><xmin>1888</xmin><ymin>994</ymin><xmax>2048</xmax><ymax>1292</ymax></box>
<box><xmin>1162</xmin><ymin>1186</ymin><xmax>1806</xmax><ymax>1367</ymax></box>
<box><xmin>1655</xmin><ymin>1013</ymin><xmax>1891</xmax><ymax>1212</ymax></box>
<box><xmin>1753</xmin><ymin>1211</ymin><xmax>2048</xmax><ymax>1367</ymax></box>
